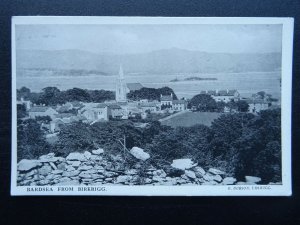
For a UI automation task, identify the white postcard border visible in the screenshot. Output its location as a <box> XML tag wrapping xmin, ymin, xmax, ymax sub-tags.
<box><xmin>11</xmin><ymin>16</ymin><xmax>294</xmax><ymax>196</ymax></box>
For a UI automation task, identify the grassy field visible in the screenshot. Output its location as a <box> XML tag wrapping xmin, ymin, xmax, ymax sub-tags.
<box><xmin>160</xmin><ymin>111</ymin><xmax>222</xmax><ymax>128</ymax></box>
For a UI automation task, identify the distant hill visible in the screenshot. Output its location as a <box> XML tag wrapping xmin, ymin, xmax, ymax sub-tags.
<box><xmin>16</xmin><ymin>48</ymin><xmax>281</xmax><ymax>75</ymax></box>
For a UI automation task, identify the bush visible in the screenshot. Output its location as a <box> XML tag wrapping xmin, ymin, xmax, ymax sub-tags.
<box><xmin>17</xmin><ymin>119</ymin><xmax>50</xmax><ymax>161</ymax></box>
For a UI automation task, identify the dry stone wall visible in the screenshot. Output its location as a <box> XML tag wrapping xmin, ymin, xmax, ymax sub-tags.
<box><xmin>17</xmin><ymin>148</ymin><xmax>263</xmax><ymax>186</ymax></box>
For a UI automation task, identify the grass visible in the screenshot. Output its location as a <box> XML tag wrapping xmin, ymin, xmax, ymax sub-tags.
<box><xmin>160</xmin><ymin>111</ymin><xmax>222</xmax><ymax>128</ymax></box>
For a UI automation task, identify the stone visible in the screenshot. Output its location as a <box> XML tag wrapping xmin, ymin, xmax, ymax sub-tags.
<box><xmin>193</xmin><ymin>166</ymin><xmax>206</xmax><ymax>177</ymax></box>
<box><xmin>185</xmin><ymin>170</ymin><xmax>196</xmax><ymax>180</ymax></box>
<box><xmin>236</xmin><ymin>181</ymin><xmax>247</xmax><ymax>185</ymax></box>
<box><xmin>52</xmin><ymin>170</ymin><xmax>64</xmax><ymax>174</ymax></box>
<box><xmin>245</xmin><ymin>176</ymin><xmax>261</xmax><ymax>183</ymax></box>
<box><xmin>171</xmin><ymin>159</ymin><xmax>197</xmax><ymax>170</ymax></box>
<box><xmin>57</xmin><ymin>163</ymin><xmax>67</xmax><ymax>170</ymax></box>
<box><xmin>90</xmin><ymin>155</ymin><xmax>102</xmax><ymax>161</ymax></box>
<box><xmin>115</xmin><ymin>175</ymin><xmax>132</xmax><ymax>184</ymax></box>
<box><xmin>152</xmin><ymin>169</ymin><xmax>167</xmax><ymax>178</ymax></box>
<box><xmin>62</xmin><ymin>170</ymin><xmax>80</xmax><ymax>177</ymax></box>
<box><xmin>84</xmin><ymin>151</ymin><xmax>92</xmax><ymax>160</ymax></box>
<box><xmin>49</xmin><ymin>162</ymin><xmax>57</xmax><ymax>170</ymax></box>
<box><xmin>78</xmin><ymin>165</ymin><xmax>93</xmax><ymax>171</ymax></box>
<box><xmin>208</xmin><ymin>168</ymin><xmax>226</xmax><ymax>175</ymax></box>
<box><xmin>92</xmin><ymin>148</ymin><xmax>104</xmax><ymax>155</ymax></box>
<box><xmin>54</xmin><ymin>180</ymin><xmax>80</xmax><ymax>186</ymax></box>
<box><xmin>212</xmin><ymin>175</ymin><xmax>223</xmax><ymax>182</ymax></box>
<box><xmin>18</xmin><ymin>159</ymin><xmax>42</xmax><ymax>172</ymax></box>
<box><xmin>71</xmin><ymin>161</ymin><xmax>81</xmax><ymax>167</ymax></box>
<box><xmin>202</xmin><ymin>180</ymin><xmax>219</xmax><ymax>185</ymax></box>
<box><xmin>130</xmin><ymin>147</ymin><xmax>150</xmax><ymax>161</ymax></box>
<box><xmin>203</xmin><ymin>174</ymin><xmax>214</xmax><ymax>181</ymax></box>
<box><xmin>125</xmin><ymin>169</ymin><xmax>138</xmax><ymax>175</ymax></box>
<box><xmin>152</xmin><ymin>176</ymin><xmax>165</xmax><ymax>182</ymax></box>
<box><xmin>66</xmin><ymin>152</ymin><xmax>86</xmax><ymax>161</ymax></box>
<box><xmin>39</xmin><ymin>179</ymin><xmax>50</xmax><ymax>185</ymax></box>
<box><xmin>66</xmin><ymin>165</ymin><xmax>75</xmax><ymax>171</ymax></box>
<box><xmin>38</xmin><ymin>165</ymin><xmax>52</xmax><ymax>176</ymax></box>
<box><xmin>79</xmin><ymin>172</ymin><xmax>92</xmax><ymax>179</ymax></box>
<box><xmin>103</xmin><ymin>171</ymin><xmax>116</xmax><ymax>178</ymax></box>
<box><xmin>222</xmin><ymin>177</ymin><xmax>237</xmax><ymax>185</ymax></box>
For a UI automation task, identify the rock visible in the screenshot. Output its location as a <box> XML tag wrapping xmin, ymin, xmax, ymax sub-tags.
<box><xmin>171</xmin><ymin>159</ymin><xmax>197</xmax><ymax>170</ymax></box>
<box><xmin>103</xmin><ymin>171</ymin><xmax>116</xmax><ymax>178</ymax></box>
<box><xmin>130</xmin><ymin>147</ymin><xmax>150</xmax><ymax>161</ymax></box>
<box><xmin>152</xmin><ymin>176</ymin><xmax>165</xmax><ymax>182</ymax></box>
<box><xmin>185</xmin><ymin>170</ymin><xmax>196</xmax><ymax>180</ymax></box>
<box><xmin>236</xmin><ymin>181</ymin><xmax>247</xmax><ymax>185</ymax></box>
<box><xmin>245</xmin><ymin>176</ymin><xmax>261</xmax><ymax>183</ymax></box>
<box><xmin>222</xmin><ymin>177</ymin><xmax>237</xmax><ymax>185</ymax></box>
<box><xmin>57</xmin><ymin>163</ymin><xmax>67</xmax><ymax>170</ymax></box>
<box><xmin>79</xmin><ymin>172</ymin><xmax>92</xmax><ymax>179</ymax></box>
<box><xmin>71</xmin><ymin>161</ymin><xmax>81</xmax><ymax>167</ymax></box>
<box><xmin>18</xmin><ymin>159</ymin><xmax>42</xmax><ymax>172</ymax></box>
<box><xmin>152</xmin><ymin>169</ymin><xmax>167</xmax><ymax>178</ymax></box>
<box><xmin>208</xmin><ymin>168</ymin><xmax>226</xmax><ymax>175</ymax></box>
<box><xmin>125</xmin><ymin>169</ymin><xmax>138</xmax><ymax>175</ymax></box>
<box><xmin>212</xmin><ymin>175</ymin><xmax>223</xmax><ymax>182</ymax></box>
<box><xmin>51</xmin><ymin>170</ymin><xmax>64</xmax><ymax>174</ymax></box>
<box><xmin>66</xmin><ymin>165</ymin><xmax>75</xmax><ymax>171</ymax></box>
<box><xmin>39</xmin><ymin>179</ymin><xmax>50</xmax><ymax>185</ymax></box>
<box><xmin>115</xmin><ymin>175</ymin><xmax>132</xmax><ymax>184</ymax></box>
<box><xmin>78</xmin><ymin>165</ymin><xmax>93</xmax><ymax>171</ymax></box>
<box><xmin>66</xmin><ymin>152</ymin><xmax>86</xmax><ymax>161</ymax></box>
<box><xmin>62</xmin><ymin>170</ymin><xmax>80</xmax><ymax>177</ymax></box>
<box><xmin>203</xmin><ymin>174</ymin><xmax>214</xmax><ymax>181</ymax></box>
<box><xmin>92</xmin><ymin>148</ymin><xmax>104</xmax><ymax>155</ymax></box>
<box><xmin>167</xmin><ymin>168</ymin><xmax>185</xmax><ymax>177</ymax></box>
<box><xmin>54</xmin><ymin>180</ymin><xmax>80</xmax><ymax>186</ymax></box>
<box><xmin>38</xmin><ymin>165</ymin><xmax>52</xmax><ymax>176</ymax></box>
<box><xmin>193</xmin><ymin>166</ymin><xmax>206</xmax><ymax>177</ymax></box>
<box><xmin>202</xmin><ymin>180</ymin><xmax>219</xmax><ymax>185</ymax></box>
<box><xmin>90</xmin><ymin>155</ymin><xmax>102</xmax><ymax>161</ymax></box>
<box><xmin>49</xmin><ymin>162</ymin><xmax>57</xmax><ymax>170</ymax></box>
<box><xmin>84</xmin><ymin>151</ymin><xmax>92</xmax><ymax>160</ymax></box>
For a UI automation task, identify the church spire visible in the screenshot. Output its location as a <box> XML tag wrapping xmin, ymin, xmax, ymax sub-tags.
<box><xmin>119</xmin><ymin>64</ymin><xmax>124</xmax><ymax>79</ymax></box>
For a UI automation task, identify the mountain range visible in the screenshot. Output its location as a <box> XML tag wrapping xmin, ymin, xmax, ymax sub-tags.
<box><xmin>16</xmin><ymin>48</ymin><xmax>281</xmax><ymax>75</ymax></box>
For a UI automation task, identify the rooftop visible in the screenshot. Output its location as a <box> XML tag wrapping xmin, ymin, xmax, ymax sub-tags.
<box><xmin>160</xmin><ymin>95</ymin><xmax>173</xmax><ymax>101</ymax></box>
<box><xmin>172</xmin><ymin>100</ymin><xmax>186</xmax><ymax>104</ymax></box>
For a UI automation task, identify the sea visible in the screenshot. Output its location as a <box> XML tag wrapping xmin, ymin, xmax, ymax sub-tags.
<box><xmin>17</xmin><ymin>71</ymin><xmax>281</xmax><ymax>100</ymax></box>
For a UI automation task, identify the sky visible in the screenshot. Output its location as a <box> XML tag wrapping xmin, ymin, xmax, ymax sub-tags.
<box><xmin>16</xmin><ymin>24</ymin><xmax>282</xmax><ymax>54</ymax></box>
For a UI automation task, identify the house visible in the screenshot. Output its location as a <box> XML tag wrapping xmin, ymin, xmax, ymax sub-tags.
<box><xmin>108</xmin><ymin>104</ymin><xmax>124</xmax><ymax>119</ymax></box>
<box><xmin>126</xmin><ymin>83</ymin><xmax>143</xmax><ymax>92</ymax></box>
<box><xmin>160</xmin><ymin>94</ymin><xmax>173</xmax><ymax>110</ymax></box>
<box><xmin>139</xmin><ymin>102</ymin><xmax>158</xmax><ymax>113</ymax></box>
<box><xmin>202</xmin><ymin>89</ymin><xmax>240</xmax><ymax>103</ymax></box>
<box><xmin>246</xmin><ymin>99</ymin><xmax>270</xmax><ymax>113</ymax></box>
<box><xmin>172</xmin><ymin>100</ymin><xmax>187</xmax><ymax>111</ymax></box>
<box><xmin>28</xmin><ymin>106</ymin><xmax>57</xmax><ymax>119</ymax></box>
<box><xmin>81</xmin><ymin>103</ymin><xmax>109</xmax><ymax>122</ymax></box>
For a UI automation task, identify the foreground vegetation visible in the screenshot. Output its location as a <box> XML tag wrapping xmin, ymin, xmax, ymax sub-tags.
<box><xmin>17</xmin><ymin>108</ymin><xmax>281</xmax><ymax>184</ymax></box>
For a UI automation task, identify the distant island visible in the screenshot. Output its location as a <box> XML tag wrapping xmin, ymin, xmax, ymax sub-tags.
<box><xmin>170</xmin><ymin>76</ymin><xmax>217</xmax><ymax>82</ymax></box>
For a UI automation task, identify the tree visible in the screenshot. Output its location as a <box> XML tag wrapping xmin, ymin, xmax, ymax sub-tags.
<box><xmin>17</xmin><ymin>104</ymin><xmax>27</xmax><ymax>118</ymax></box>
<box><xmin>189</xmin><ymin>94</ymin><xmax>217</xmax><ymax>112</ymax></box>
<box><xmin>17</xmin><ymin>119</ymin><xmax>49</xmax><ymax>161</ymax></box>
<box><xmin>37</xmin><ymin>87</ymin><xmax>63</xmax><ymax>105</ymax></box>
<box><xmin>127</xmin><ymin>86</ymin><xmax>177</xmax><ymax>101</ymax></box>
<box><xmin>17</xmin><ymin>87</ymin><xmax>31</xmax><ymax>100</ymax></box>
<box><xmin>236</xmin><ymin>100</ymin><xmax>249</xmax><ymax>112</ymax></box>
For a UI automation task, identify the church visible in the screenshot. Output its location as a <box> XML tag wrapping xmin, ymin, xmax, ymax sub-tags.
<box><xmin>115</xmin><ymin>65</ymin><xmax>143</xmax><ymax>102</ymax></box>
<box><xmin>115</xmin><ymin>65</ymin><xmax>127</xmax><ymax>102</ymax></box>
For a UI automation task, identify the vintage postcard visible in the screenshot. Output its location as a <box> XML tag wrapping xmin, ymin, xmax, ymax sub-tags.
<box><xmin>11</xmin><ymin>17</ymin><xmax>293</xmax><ymax>196</ymax></box>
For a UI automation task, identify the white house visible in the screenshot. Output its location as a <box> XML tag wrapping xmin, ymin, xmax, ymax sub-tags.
<box><xmin>246</xmin><ymin>99</ymin><xmax>270</xmax><ymax>113</ymax></box>
<box><xmin>201</xmin><ymin>89</ymin><xmax>240</xmax><ymax>103</ymax></box>
<box><xmin>28</xmin><ymin>106</ymin><xmax>57</xmax><ymax>119</ymax></box>
<box><xmin>172</xmin><ymin>100</ymin><xmax>187</xmax><ymax>111</ymax></box>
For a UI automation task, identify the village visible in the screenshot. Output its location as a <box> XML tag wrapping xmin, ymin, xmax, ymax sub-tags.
<box><xmin>17</xmin><ymin>65</ymin><xmax>279</xmax><ymax>134</ymax></box>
